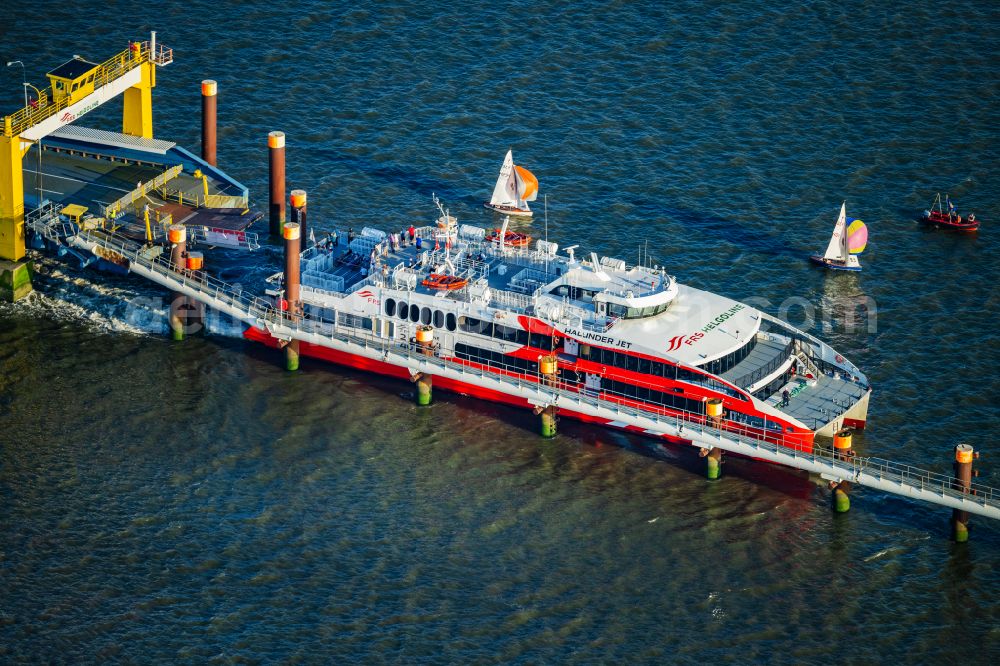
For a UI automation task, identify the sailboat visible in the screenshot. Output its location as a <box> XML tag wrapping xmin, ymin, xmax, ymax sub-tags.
<box><xmin>809</xmin><ymin>202</ymin><xmax>867</xmax><ymax>271</ymax></box>
<box><xmin>484</xmin><ymin>149</ymin><xmax>538</xmax><ymax>217</ymax></box>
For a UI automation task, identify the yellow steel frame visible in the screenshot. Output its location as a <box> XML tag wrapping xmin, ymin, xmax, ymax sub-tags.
<box><xmin>0</xmin><ymin>41</ymin><xmax>170</xmax><ymax>261</ymax></box>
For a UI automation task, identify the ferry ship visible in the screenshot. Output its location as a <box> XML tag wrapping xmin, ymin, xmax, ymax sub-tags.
<box><xmin>246</xmin><ymin>204</ymin><xmax>871</xmax><ymax>451</ymax></box>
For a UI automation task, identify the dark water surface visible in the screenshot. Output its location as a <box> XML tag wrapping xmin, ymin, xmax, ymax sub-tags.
<box><xmin>2</xmin><ymin>1</ymin><xmax>999</xmax><ymax>663</ymax></box>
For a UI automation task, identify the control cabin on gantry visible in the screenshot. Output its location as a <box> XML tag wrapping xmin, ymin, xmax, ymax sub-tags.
<box><xmin>46</xmin><ymin>58</ymin><xmax>101</xmax><ymax>106</ymax></box>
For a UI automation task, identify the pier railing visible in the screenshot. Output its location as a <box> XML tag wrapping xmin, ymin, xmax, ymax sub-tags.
<box><xmin>58</xmin><ymin>225</ymin><xmax>1000</xmax><ymax>520</ymax></box>
<box><xmin>75</xmin><ymin>228</ymin><xmax>277</xmax><ymax>323</ymax></box>
<box><xmin>275</xmin><ymin>315</ymin><xmax>1000</xmax><ymax>518</ymax></box>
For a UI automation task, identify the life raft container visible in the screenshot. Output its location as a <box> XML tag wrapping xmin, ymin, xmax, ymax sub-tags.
<box><xmin>421</xmin><ymin>273</ymin><xmax>469</xmax><ymax>290</ymax></box>
<box><xmin>487</xmin><ymin>229</ymin><xmax>532</xmax><ymax>247</ymax></box>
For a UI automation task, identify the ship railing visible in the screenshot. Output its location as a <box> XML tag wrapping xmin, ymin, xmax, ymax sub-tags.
<box><xmin>489</xmin><ymin>289</ymin><xmax>533</xmax><ymax>313</ymax></box>
<box><xmin>731</xmin><ymin>338</ymin><xmax>796</xmax><ymax>389</ymax></box>
<box><xmin>422</xmin><ymin>249</ymin><xmax>489</xmax><ymax>282</ymax></box>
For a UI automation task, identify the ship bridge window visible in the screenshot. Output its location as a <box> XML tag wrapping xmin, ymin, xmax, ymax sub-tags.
<box><xmin>420</xmin><ymin>307</ymin><xmax>432</xmax><ymax>325</ymax></box>
<box><xmin>446</xmin><ymin>312</ymin><xmax>457</xmax><ymax>331</ymax></box>
<box><xmin>398</xmin><ymin>302</ymin><xmax>409</xmax><ymax>320</ymax></box>
<box><xmin>608</xmin><ymin>302</ymin><xmax>670</xmax><ymax>320</ymax></box>
<box><xmin>434</xmin><ymin>310</ymin><xmax>444</xmax><ymax>328</ymax></box>
<box><xmin>410</xmin><ymin>306</ymin><xmax>420</xmax><ymax>323</ymax></box>
<box><xmin>384</xmin><ymin>298</ymin><xmax>397</xmax><ymax>317</ymax></box>
<box><xmin>701</xmin><ymin>336</ymin><xmax>759</xmax><ymax>376</ymax></box>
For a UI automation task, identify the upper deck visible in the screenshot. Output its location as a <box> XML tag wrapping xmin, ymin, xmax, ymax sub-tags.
<box><xmin>295</xmin><ymin>219</ymin><xmax>764</xmax><ymax>368</ymax></box>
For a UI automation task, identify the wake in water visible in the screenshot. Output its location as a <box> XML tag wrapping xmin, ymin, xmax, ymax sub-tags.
<box><xmin>0</xmin><ymin>253</ymin><xmax>249</xmax><ymax>339</ymax></box>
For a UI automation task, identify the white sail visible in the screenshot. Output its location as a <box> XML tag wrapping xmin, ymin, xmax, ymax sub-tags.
<box><xmin>489</xmin><ymin>150</ymin><xmax>519</xmax><ymax>208</ymax></box>
<box><xmin>823</xmin><ymin>202</ymin><xmax>848</xmax><ymax>262</ymax></box>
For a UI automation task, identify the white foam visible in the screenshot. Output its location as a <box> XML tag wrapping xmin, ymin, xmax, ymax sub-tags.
<box><xmin>4</xmin><ymin>255</ymin><xmax>248</xmax><ymax>339</ymax></box>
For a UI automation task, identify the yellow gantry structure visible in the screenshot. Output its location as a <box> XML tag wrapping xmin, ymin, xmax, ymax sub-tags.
<box><xmin>0</xmin><ymin>33</ymin><xmax>172</xmax><ymax>261</ymax></box>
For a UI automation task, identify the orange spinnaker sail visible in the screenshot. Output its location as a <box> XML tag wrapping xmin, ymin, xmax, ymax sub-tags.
<box><xmin>514</xmin><ymin>165</ymin><xmax>538</xmax><ymax>202</ymax></box>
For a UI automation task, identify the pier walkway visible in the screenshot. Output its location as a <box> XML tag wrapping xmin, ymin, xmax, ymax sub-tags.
<box><xmin>26</xmin><ymin>208</ymin><xmax>1000</xmax><ymax>521</ymax></box>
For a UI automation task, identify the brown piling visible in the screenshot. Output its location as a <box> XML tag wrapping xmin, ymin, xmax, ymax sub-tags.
<box><xmin>201</xmin><ymin>80</ymin><xmax>217</xmax><ymax>166</ymax></box>
<box><xmin>268</xmin><ymin>131</ymin><xmax>286</xmax><ymax>236</ymax></box>
<box><xmin>167</xmin><ymin>224</ymin><xmax>187</xmax><ymax>340</ymax></box>
<box><xmin>283</xmin><ymin>222</ymin><xmax>301</xmax><ymax>371</ymax></box>
<box><xmin>290</xmin><ymin>190</ymin><xmax>307</xmax><ymax>246</ymax></box>
<box><xmin>951</xmin><ymin>444</ymin><xmax>975</xmax><ymax>542</ymax></box>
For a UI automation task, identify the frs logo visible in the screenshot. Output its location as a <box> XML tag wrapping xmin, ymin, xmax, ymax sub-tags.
<box><xmin>666</xmin><ymin>332</ymin><xmax>704</xmax><ymax>352</ymax></box>
<box><xmin>60</xmin><ymin>112</ymin><xmax>76</xmax><ymax>122</ymax></box>
<box><xmin>357</xmin><ymin>289</ymin><xmax>379</xmax><ymax>305</ymax></box>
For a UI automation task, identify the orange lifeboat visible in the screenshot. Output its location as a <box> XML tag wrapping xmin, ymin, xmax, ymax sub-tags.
<box><xmin>487</xmin><ymin>229</ymin><xmax>531</xmax><ymax>247</ymax></box>
<box><xmin>421</xmin><ymin>273</ymin><xmax>469</xmax><ymax>290</ymax></box>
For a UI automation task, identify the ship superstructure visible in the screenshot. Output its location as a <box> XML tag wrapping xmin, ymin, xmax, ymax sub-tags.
<box><xmin>251</xmin><ymin>208</ymin><xmax>871</xmax><ymax>449</ymax></box>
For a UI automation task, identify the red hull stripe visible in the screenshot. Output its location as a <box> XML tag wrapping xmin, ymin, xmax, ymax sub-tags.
<box><xmin>243</xmin><ymin>327</ymin><xmax>809</xmax><ymax>451</ymax></box>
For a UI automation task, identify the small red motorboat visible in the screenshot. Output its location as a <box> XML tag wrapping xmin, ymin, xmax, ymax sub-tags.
<box><xmin>922</xmin><ymin>193</ymin><xmax>980</xmax><ymax>231</ymax></box>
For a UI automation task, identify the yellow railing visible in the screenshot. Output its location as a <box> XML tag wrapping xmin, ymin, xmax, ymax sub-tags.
<box><xmin>103</xmin><ymin>164</ymin><xmax>182</xmax><ymax>219</ymax></box>
<box><xmin>160</xmin><ymin>188</ymin><xmax>248</xmax><ymax>210</ymax></box>
<box><xmin>2</xmin><ymin>41</ymin><xmax>173</xmax><ymax>138</ymax></box>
